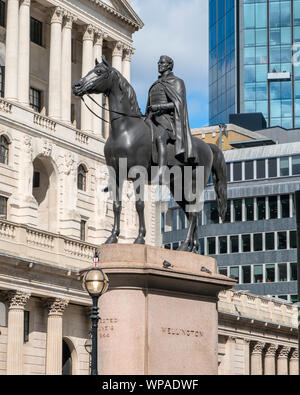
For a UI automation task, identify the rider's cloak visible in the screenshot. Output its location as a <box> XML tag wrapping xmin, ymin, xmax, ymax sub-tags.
<box><xmin>146</xmin><ymin>71</ymin><xmax>198</xmax><ymax>164</ymax></box>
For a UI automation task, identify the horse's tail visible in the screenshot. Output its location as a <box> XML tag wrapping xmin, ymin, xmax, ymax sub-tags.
<box><xmin>208</xmin><ymin>143</ymin><xmax>227</xmax><ymax>222</ymax></box>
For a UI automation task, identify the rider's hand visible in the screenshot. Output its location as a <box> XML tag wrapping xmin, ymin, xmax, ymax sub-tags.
<box><xmin>148</xmin><ymin>104</ymin><xmax>160</xmax><ymax>112</ymax></box>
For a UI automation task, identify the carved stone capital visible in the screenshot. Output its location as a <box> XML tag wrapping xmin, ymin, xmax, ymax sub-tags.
<box><xmin>20</xmin><ymin>0</ymin><xmax>31</xmax><ymax>7</ymax></box>
<box><xmin>46</xmin><ymin>298</ymin><xmax>69</xmax><ymax>316</ymax></box>
<box><xmin>112</xmin><ymin>41</ymin><xmax>123</xmax><ymax>57</ymax></box>
<box><xmin>83</xmin><ymin>24</ymin><xmax>95</xmax><ymax>41</ymax></box>
<box><xmin>5</xmin><ymin>291</ymin><xmax>31</xmax><ymax>310</ymax></box>
<box><xmin>63</xmin><ymin>12</ymin><xmax>77</xmax><ymax>29</ymax></box>
<box><xmin>94</xmin><ymin>29</ymin><xmax>104</xmax><ymax>46</ymax></box>
<box><xmin>278</xmin><ymin>346</ymin><xmax>290</xmax><ymax>358</ymax></box>
<box><xmin>251</xmin><ymin>341</ymin><xmax>264</xmax><ymax>355</ymax></box>
<box><xmin>123</xmin><ymin>46</ymin><xmax>134</xmax><ymax>62</ymax></box>
<box><xmin>49</xmin><ymin>7</ymin><xmax>63</xmax><ymax>24</ymax></box>
<box><xmin>290</xmin><ymin>348</ymin><xmax>299</xmax><ymax>360</ymax></box>
<box><xmin>265</xmin><ymin>344</ymin><xmax>277</xmax><ymax>357</ymax></box>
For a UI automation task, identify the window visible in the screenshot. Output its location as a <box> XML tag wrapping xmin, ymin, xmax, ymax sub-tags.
<box><xmin>207</xmin><ymin>237</ymin><xmax>216</xmax><ymax>255</ymax></box>
<box><xmin>223</xmin><ymin>200</ymin><xmax>231</xmax><ymax>223</ymax></box>
<box><xmin>229</xmin><ymin>267</ymin><xmax>239</xmax><ymax>282</ymax></box>
<box><xmin>233</xmin><ymin>199</ymin><xmax>242</xmax><ymax>222</ymax></box>
<box><xmin>233</xmin><ymin>162</ymin><xmax>242</xmax><ymax>181</ymax></box>
<box><xmin>266</xmin><ymin>264</ymin><xmax>275</xmax><ymax>282</ymax></box>
<box><xmin>24</xmin><ymin>311</ymin><xmax>29</xmax><ymax>343</ymax></box>
<box><xmin>161</xmin><ymin>212</ymin><xmax>165</xmax><ymax>233</ymax></box>
<box><xmin>278</xmin><ymin>231</ymin><xmax>287</xmax><ymax>250</ymax></box>
<box><xmin>172</xmin><ymin>210</ymin><xmax>177</xmax><ymax>231</ymax></box>
<box><xmin>173</xmin><ymin>242</ymin><xmax>179</xmax><ymax>251</ymax></box>
<box><xmin>219</xmin><ymin>267</ymin><xmax>228</xmax><ymax>276</ymax></box>
<box><xmin>290</xmin><ymin>231</ymin><xmax>297</xmax><ymax>249</ymax></box>
<box><xmin>254</xmin><ymin>265</ymin><xmax>263</xmax><ymax>283</ymax></box>
<box><xmin>80</xmin><ymin>220</ymin><xmax>86</xmax><ymax>241</ymax></box>
<box><xmin>33</xmin><ymin>171</ymin><xmax>40</xmax><ymax>188</ymax></box>
<box><xmin>0</xmin><ymin>196</ymin><xmax>7</xmax><ymax>219</ymax></box>
<box><xmin>256</xmin><ymin>159</ymin><xmax>266</xmax><ymax>179</ymax></box>
<box><xmin>245</xmin><ymin>198</ymin><xmax>254</xmax><ymax>221</ymax></box>
<box><xmin>219</xmin><ymin>236</ymin><xmax>227</xmax><ymax>254</ymax></box>
<box><xmin>0</xmin><ymin>135</ymin><xmax>9</xmax><ymax>164</ymax></box>
<box><xmin>29</xmin><ymin>87</ymin><xmax>42</xmax><ymax>112</ymax></box>
<box><xmin>230</xmin><ymin>235</ymin><xmax>239</xmax><ymax>253</ymax></box>
<box><xmin>257</xmin><ymin>197</ymin><xmax>266</xmax><ymax>220</ymax></box>
<box><xmin>242</xmin><ymin>234</ymin><xmax>251</xmax><ymax>252</ymax></box>
<box><xmin>199</xmin><ymin>238</ymin><xmax>204</xmax><ymax>255</ymax></box>
<box><xmin>210</xmin><ymin>202</ymin><xmax>219</xmax><ymax>224</ymax></box>
<box><xmin>268</xmin><ymin>158</ymin><xmax>277</xmax><ymax>178</ymax></box>
<box><xmin>0</xmin><ymin>0</ymin><xmax>5</xmax><ymax>27</ymax></box>
<box><xmin>242</xmin><ymin>266</ymin><xmax>251</xmax><ymax>284</ymax></box>
<box><xmin>30</xmin><ymin>17</ymin><xmax>43</xmax><ymax>46</ymax></box>
<box><xmin>278</xmin><ymin>263</ymin><xmax>287</xmax><ymax>282</ymax></box>
<box><xmin>254</xmin><ymin>233</ymin><xmax>263</xmax><ymax>251</ymax></box>
<box><xmin>290</xmin><ymin>263</ymin><xmax>297</xmax><ymax>281</ymax></box>
<box><xmin>266</xmin><ymin>232</ymin><xmax>275</xmax><ymax>250</ymax></box>
<box><xmin>268</xmin><ymin>196</ymin><xmax>278</xmax><ymax>219</ymax></box>
<box><xmin>292</xmin><ymin>155</ymin><xmax>300</xmax><ymax>175</ymax></box>
<box><xmin>245</xmin><ymin>161</ymin><xmax>254</xmax><ymax>180</ymax></box>
<box><xmin>226</xmin><ymin>163</ymin><xmax>231</xmax><ymax>182</ymax></box>
<box><xmin>280</xmin><ymin>157</ymin><xmax>289</xmax><ymax>176</ymax></box>
<box><xmin>77</xmin><ymin>165</ymin><xmax>87</xmax><ymax>191</ymax></box>
<box><xmin>280</xmin><ymin>195</ymin><xmax>290</xmax><ymax>218</ymax></box>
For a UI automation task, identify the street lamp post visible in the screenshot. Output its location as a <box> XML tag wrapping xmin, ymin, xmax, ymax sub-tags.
<box><xmin>82</xmin><ymin>251</ymin><xmax>109</xmax><ymax>375</ymax></box>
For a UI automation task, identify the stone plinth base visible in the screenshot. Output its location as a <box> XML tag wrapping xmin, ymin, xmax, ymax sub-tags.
<box><xmin>97</xmin><ymin>244</ymin><xmax>235</xmax><ymax>375</ymax></box>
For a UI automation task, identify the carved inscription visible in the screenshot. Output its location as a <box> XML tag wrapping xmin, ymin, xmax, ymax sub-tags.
<box><xmin>99</xmin><ymin>318</ymin><xmax>119</xmax><ymax>339</ymax></box>
<box><xmin>161</xmin><ymin>327</ymin><xmax>203</xmax><ymax>338</ymax></box>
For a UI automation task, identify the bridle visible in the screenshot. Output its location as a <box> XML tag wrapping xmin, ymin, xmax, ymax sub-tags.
<box><xmin>80</xmin><ymin>94</ymin><xmax>143</xmax><ymax>125</ymax></box>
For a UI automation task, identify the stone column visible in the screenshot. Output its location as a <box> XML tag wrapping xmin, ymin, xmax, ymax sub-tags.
<box><xmin>289</xmin><ymin>348</ymin><xmax>299</xmax><ymax>375</ymax></box>
<box><xmin>111</xmin><ymin>41</ymin><xmax>123</xmax><ymax>72</ymax></box>
<box><xmin>6</xmin><ymin>291</ymin><xmax>31</xmax><ymax>375</ymax></box>
<box><xmin>92</xmin><ymin>29</ymin><xmax>104</xmax><ymax>136</ymax></box>
<box><xmin>5</xmin><ymin>0</ymin><xmax>20</xmax><ymax>101</ymax></box>
<box><xmin>61</xmin><ymin>12</ymin><xmax>76</xmax><ymax>124</ymax></box>
<box><xmin>122</xmin><ymin>47</ymin><xmax>133</xmax><ymax>82</ymax></box>
<box><xmin>250</xmin><ymin>342</ymin><xmax>264</xmax><ymax>375</ymax></box>
<box><xmin>45</xmin><ymin>298</ymin><xmax>69</xmax><ymax>375</ymax></box>
<box><xmin>48</xmin><ymin>7</ymin><xmax>63</xmax><ymax>119</ymax></box>
<box><xmin>277</xmin><ymin>346</ymin><xmax>290</xmax><ymax>375</ymax></box>
<box><xmin>80</xmin><ymin>24</ymin><xmax>94</xmax><ymax>132</ymax></box>
<box><xmin>18</xmin><ymin>0</ymin><xmax>31</xmax><ymax>106</ymax></box>
<box><xmin>264</xmin><ymin>344</ymin><xmax>277</xmax><ymax>375</ymax></box>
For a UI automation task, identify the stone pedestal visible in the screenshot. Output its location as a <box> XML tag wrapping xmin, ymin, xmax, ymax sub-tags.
<box><xmin>96</xmin><ymin>245</ymin><xmax>235</xmax><ymax>375</ymax></box>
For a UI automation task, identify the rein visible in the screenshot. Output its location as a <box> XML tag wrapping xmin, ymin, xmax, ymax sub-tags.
<box><xmin>80</xmin><ymin>94</ymin><xmax>143</xmax><ymax>124</ymax></box>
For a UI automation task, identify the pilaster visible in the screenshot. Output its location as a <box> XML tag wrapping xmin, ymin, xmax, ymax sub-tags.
<box><xmin>264</xmin><ymin>343</ymin><xmax>277</xmax><ymax>375</ymax></box>
<box><xmin>277</xmin><ymin>346</ymin><xmax>290</xmax><ymax>375</ymax></box>
<box><xmin>250</xmin><ymin>341</ymin><xmax>264</xmax><ymax>375</ymax></box>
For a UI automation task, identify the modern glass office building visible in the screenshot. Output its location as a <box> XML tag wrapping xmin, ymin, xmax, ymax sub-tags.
<box><xmin>209</xmin><ymin>0</ymin><xmax>300</xmax><ymax>129</ymax></box>
<box><xmin>160</xmin><ymin>127</ymin><xmax>300</xmax><ymax>302</ymax></box>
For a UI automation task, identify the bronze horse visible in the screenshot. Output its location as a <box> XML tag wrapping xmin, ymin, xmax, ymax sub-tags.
<box><xmin>72</xmin><ymin>57</ymin><xmax>227</xmax><ymax>253</ymax></box>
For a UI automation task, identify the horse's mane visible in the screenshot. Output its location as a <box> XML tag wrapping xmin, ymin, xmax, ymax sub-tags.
<box><xmin>112</xmin><ymin>68</ymin><xmax>142</xmax><ymax>116</ymax></box>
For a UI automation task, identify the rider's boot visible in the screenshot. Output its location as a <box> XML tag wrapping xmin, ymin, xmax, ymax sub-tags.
<box><xmin>154</xmin><ymin>135</ymin><xmax>167</xmax><ymax>185</ymax></box>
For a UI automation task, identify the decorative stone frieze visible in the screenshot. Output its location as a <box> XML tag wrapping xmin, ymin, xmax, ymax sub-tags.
<box><xmin>42</xmin><ymin>139</ymin><xmax>53</xmax><ymax>157</ymax></box>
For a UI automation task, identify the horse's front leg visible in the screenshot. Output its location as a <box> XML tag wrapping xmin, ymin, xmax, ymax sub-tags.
<box><xmin>105</xmin><ymin>179</ymin><xmax>123</xmax><ymax>245</ymax></box>
<box><xmin>133</xmin><ymin>175</ymin><xmax>146</xmax><ymax>245</ymax></box>
<box><xmin>178</xmin><ymin>212</ymin><xmax>197</xmax><ymax>252</ymax></box>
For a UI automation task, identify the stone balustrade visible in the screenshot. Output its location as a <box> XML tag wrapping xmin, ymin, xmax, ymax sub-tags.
<box><xmin>0</xmin><ymin>219</ymin><xmax>97</xmax><ymax>270</ymax></box>
<box><xmin>218</xmin><ymin>289</ymin><xmax>298</xmax><ymax>329</ymax></box>
<box><xmin>33</xmin><ymin>113</ymin><xmax>57</xmax><ymax>132</ymax></box>
<box><xmin>0</xmin><ymin>98</ymin><xmax>13</xmax><ymax>113</ymax></box>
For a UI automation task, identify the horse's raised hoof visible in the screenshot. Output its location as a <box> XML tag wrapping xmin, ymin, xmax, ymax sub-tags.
<box><xmin>178</xmin><ymin>242</ymin><xmax>190</xmax><ymax>252</ymax></box>
<box><xmin>104</xmin><ymin>234</ymin><xmax>118</xmax><ymax>245</ymax></box>
<box><xmin>134</xmin><ymin>236</ymin><xmax>145</xmax><ymax>245</ymax></box>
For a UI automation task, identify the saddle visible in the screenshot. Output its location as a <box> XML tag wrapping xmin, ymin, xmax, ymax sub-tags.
<box><xmin>144</xmin><ymin>117</ymin><xmax>178</xmax><ymax>167</ymax></box>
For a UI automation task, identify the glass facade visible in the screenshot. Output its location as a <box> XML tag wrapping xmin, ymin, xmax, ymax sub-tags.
<box><xmin>209</xmin><ymin>0</ymin><xmax>236</xmax><ymax>125</ymax></box>
<box><xmin>209</xmin><ymin>0</ymin><xmax>300</xmax><ymax>128</ymax></box>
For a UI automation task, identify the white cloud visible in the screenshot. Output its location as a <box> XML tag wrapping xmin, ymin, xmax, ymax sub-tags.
<box><xmin>130</xmin><ymin>0</ymin><xmax>208</xmax><ymax>125</ymax></box>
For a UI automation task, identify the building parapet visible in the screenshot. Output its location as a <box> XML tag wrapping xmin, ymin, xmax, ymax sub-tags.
<box><xmin>218</xmin><ymin>290</ymin><xmax>298</xmax><ymax>329</ymax></box>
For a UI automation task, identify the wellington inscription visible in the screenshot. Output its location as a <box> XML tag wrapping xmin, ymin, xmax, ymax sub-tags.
<box><xmin>161</xmin><ymin>327</ymin><xmax>203</xmax><ymax>338</ymax></box>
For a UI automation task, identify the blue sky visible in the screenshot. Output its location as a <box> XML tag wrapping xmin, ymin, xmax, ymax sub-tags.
<box><xmin>130</xmin><ymin>0</ymin><xmax>209</xmax><ymax>128</ymax></box>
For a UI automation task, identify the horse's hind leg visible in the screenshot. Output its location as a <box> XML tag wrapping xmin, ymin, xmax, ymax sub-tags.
<box><xmin>178</xmin><ymin>212</ymin><xmax>197</xmax><ymax>252</ymax></box>
<box><xmin>192</xmin><ymin>225</ymin><xmax>200</xmax><ymax>254</ymax></box>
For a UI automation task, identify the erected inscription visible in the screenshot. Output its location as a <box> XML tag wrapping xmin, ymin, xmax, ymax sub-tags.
<box><xmin>99</xmin><ymin>318</ymin><xmax>119</xmax><ymax>338</ymax></box>
<box><xmin>161</xmin><ymin>327</ymin><xmax>203</xmax><ymax>338</ymax></box>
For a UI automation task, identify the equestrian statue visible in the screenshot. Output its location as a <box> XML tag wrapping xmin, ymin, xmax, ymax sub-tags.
<box><xmin>72</xmin><ymin>55</ymin><xmax>227</xmax><ymax>253</ymax></box>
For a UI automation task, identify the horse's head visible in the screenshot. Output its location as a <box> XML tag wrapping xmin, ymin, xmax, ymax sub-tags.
<box><xmin>72</xmin><ymin>56</ymin><xmax>113</xmax><ymax>97</ymax></box>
